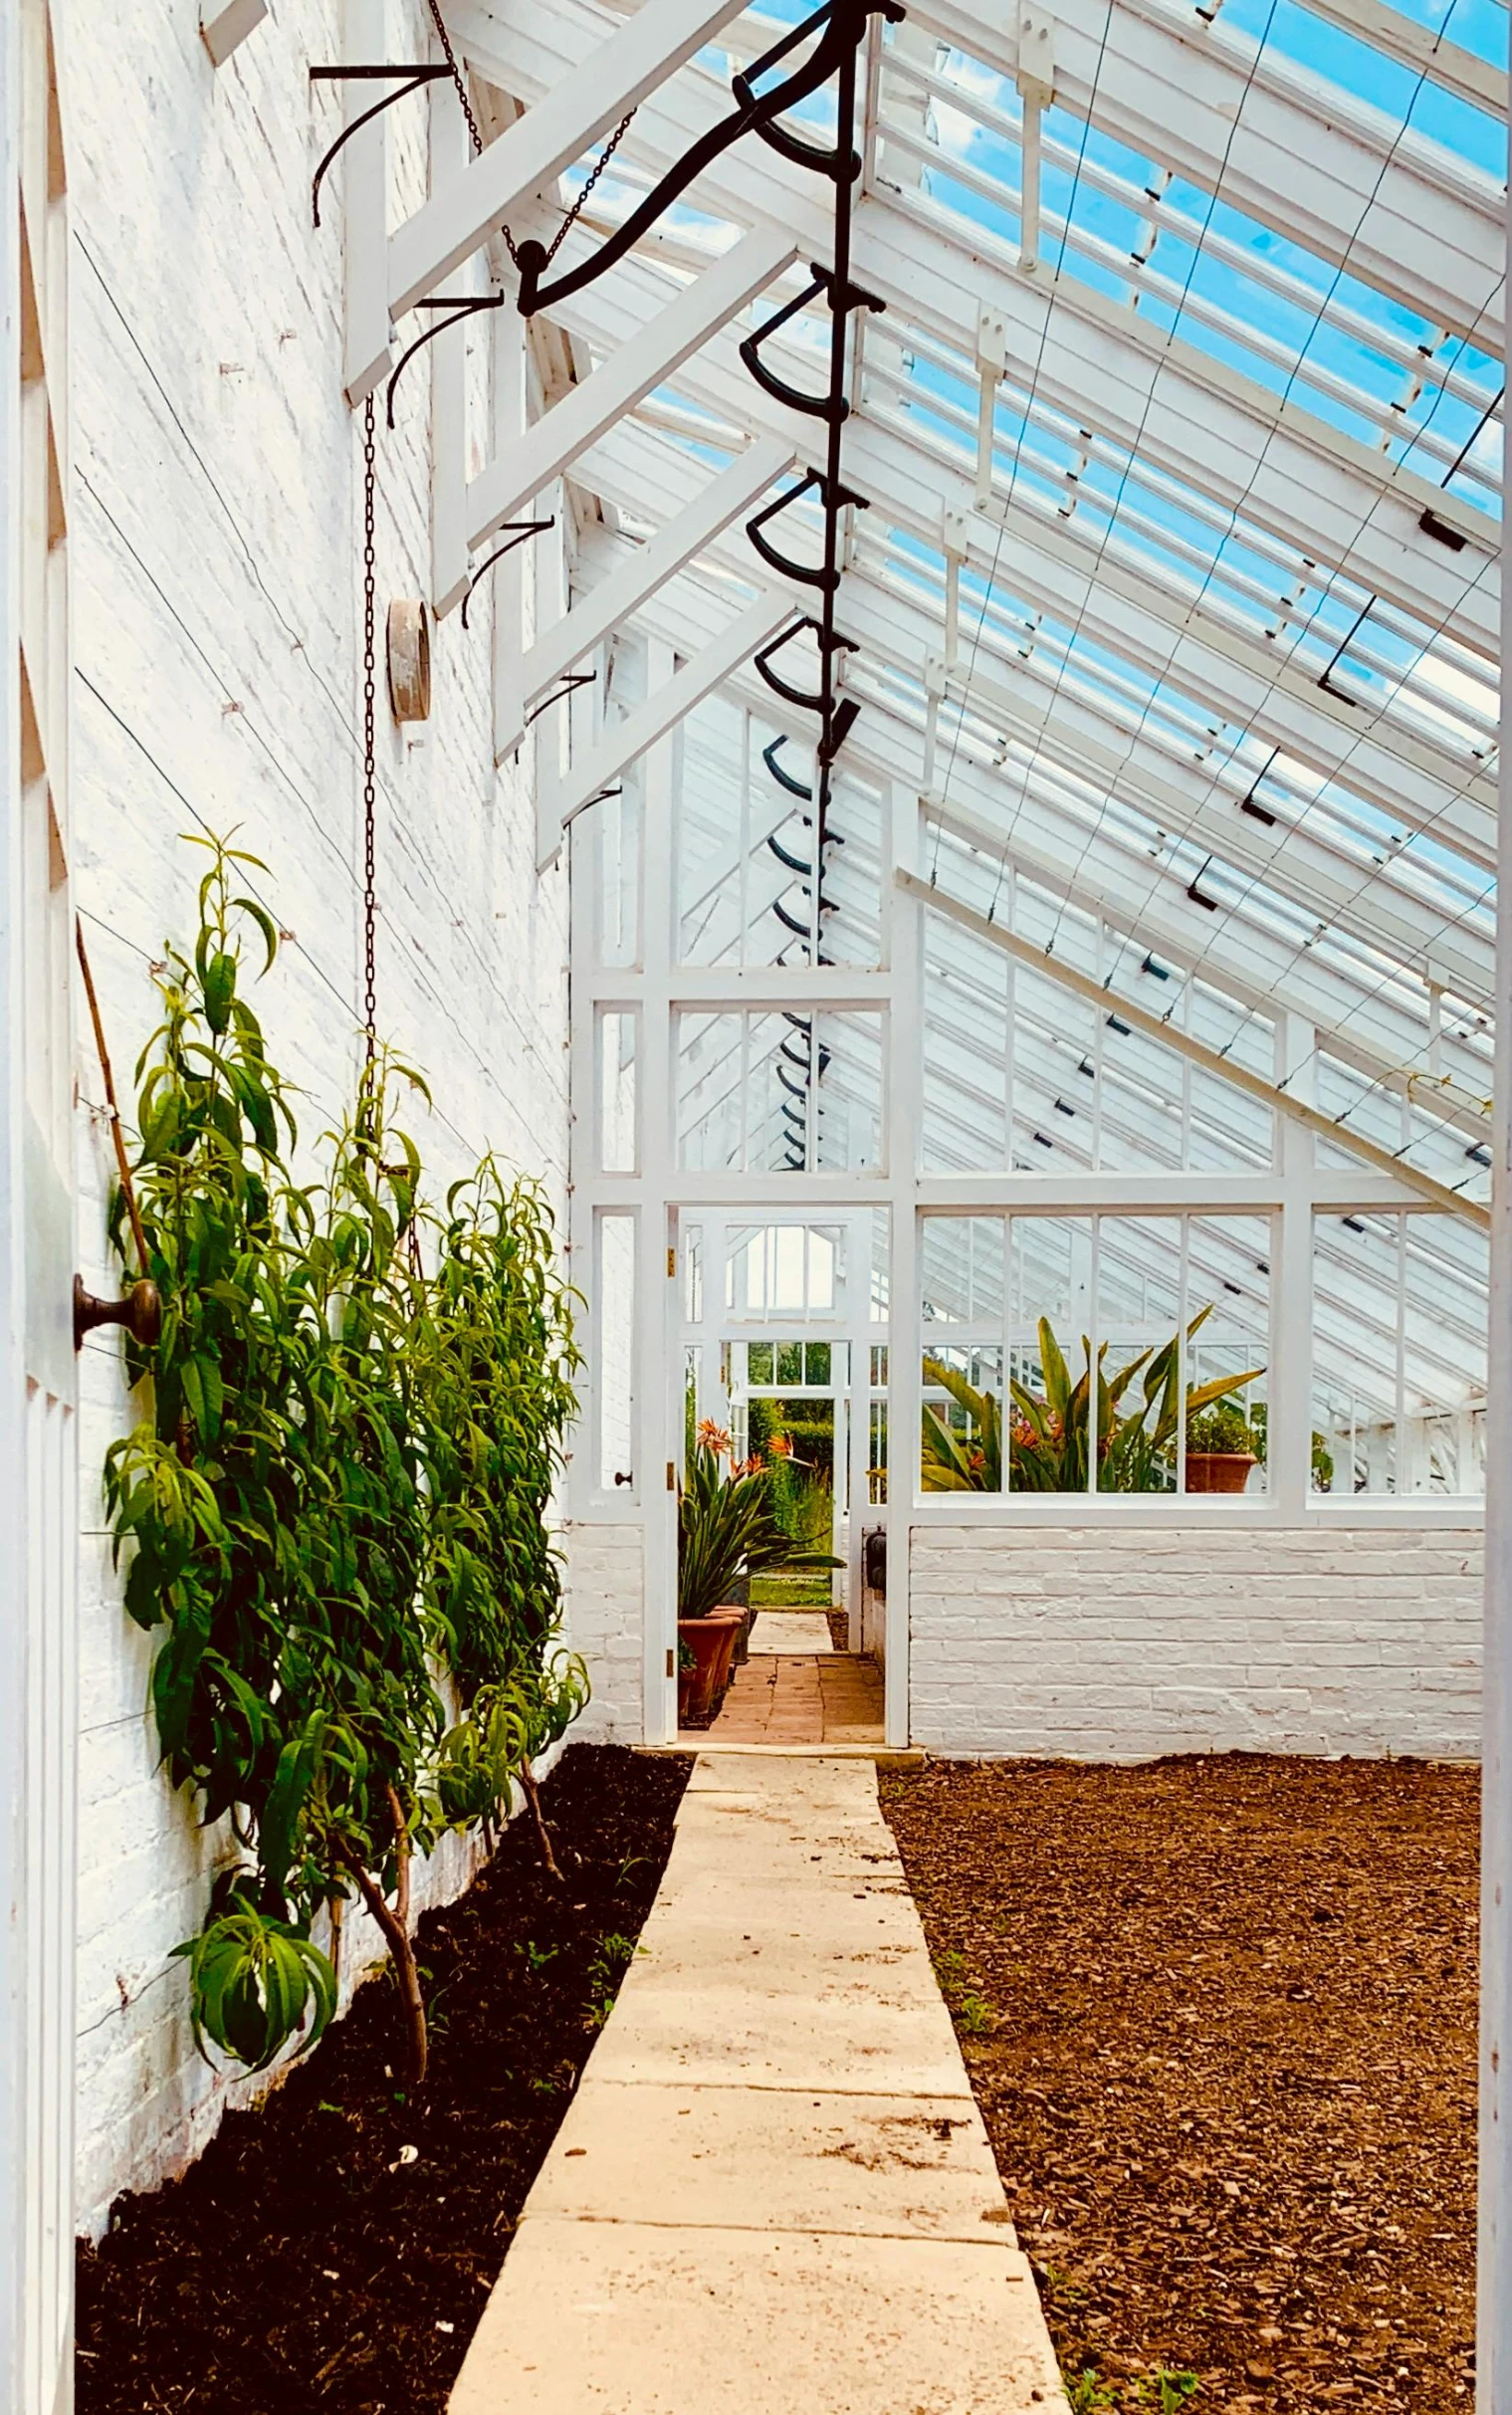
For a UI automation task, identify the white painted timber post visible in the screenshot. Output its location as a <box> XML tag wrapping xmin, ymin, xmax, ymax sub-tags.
<box><xmin>884</xmin><ymin>789</ymin><xmax>924</xmax><ymax>1748</ymax></box>
<box><xmin>2</xmin><ymin>10</ymin><xmax>79</xmax><ymax>2407</ymax></box>
<box><xmin>1477</xmin><ymin>168</ymin><xmax>1512</xmax><ymax>2415</ymax></box>
<box><xmin>639</xmin><ymin>643</ymin><xmax>679</xmax><ymax>1743</ymax></box>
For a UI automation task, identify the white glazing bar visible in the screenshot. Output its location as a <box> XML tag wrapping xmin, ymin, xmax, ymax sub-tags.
<box><xmin>1271</xmin><ymin>1012</ymin><xmax>1316</xmax><ymax>1517</ymax></box>
<box><xmin>639</xmin><ymin>642</ymin><xmax>679</xmax><ymax>1744</ymax></box>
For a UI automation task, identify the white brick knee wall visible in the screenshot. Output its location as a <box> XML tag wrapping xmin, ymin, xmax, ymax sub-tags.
<box><xmin>562</xmin><ymin>1526</ymin><xmax>646</xmax><ymax>1744</ymax></box>
<box><xmin>909</xmin><ymin>1525</ymin><xmax>1483</xmax><ymax>1762</ymax></box>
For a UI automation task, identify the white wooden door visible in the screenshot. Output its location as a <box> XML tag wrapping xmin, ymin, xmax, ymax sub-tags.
<box><xmin>2</xmin><ymin>6</ymin><xmax>78</xmax><ymax>2411</ymax></box>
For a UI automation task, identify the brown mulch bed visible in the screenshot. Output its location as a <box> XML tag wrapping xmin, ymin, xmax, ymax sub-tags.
<box><xmin>881</xmin><ymin>1754</ymin><xmax>1477</xmax><ymax>2413</ymax></box>
<box><xmin>77</xmin><ymin>1745</ymin><xmax>690</xmax><ymax>2415</ymax></box>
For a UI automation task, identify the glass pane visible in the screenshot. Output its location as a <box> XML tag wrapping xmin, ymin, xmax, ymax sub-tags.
<box><xmin>597</xmin><ymin>1214</ymin><xmax>636</xmax><ymax>1492</ymax></box>
<box><xmin>921</xmin><ymin>1345</ymin><xmax>1004</xmax><ymax>1497</ymax></box>
<box><xmin>1005</xmin><ymin>1217</ymin><xmax>1092</xmax><ymax>1493</ymax></box>
<box><xmin>1183</xmin><ymin>1216</ymin><xmax>1270</xmax><ymax>1498</ymax></box>
<box><xmin>598</xmin><ymin>1009</ymin><xmax>637</xmax><ymax>1173</ymax></box>
<box><xmin>1094</xmin><ymin>1217</ymin><xmax>1183</xmax><ymax>1494</ymax></box>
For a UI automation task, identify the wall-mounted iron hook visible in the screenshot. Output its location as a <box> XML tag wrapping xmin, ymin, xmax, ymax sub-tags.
<box><xmin>309</xmin><ymin>64</ymin><xmax>449</xmax><ymax>228</ymax></box>
<box><xmin>525</xmin><ymin>668</ymin><xmax>596</xmax><ymax>729</ymax></box>
<box><xmin>386</xmin><ymin>292</ymin><xmax>505</xmax><ymax>429</ymax></box>
<box><xmin>460</xmin><ymin>520</ymin><xmax>554</xmax><ymax>629</ymax></box>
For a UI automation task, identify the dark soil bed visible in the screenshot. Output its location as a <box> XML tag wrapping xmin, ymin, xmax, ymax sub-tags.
<box><xmin>78</xmin><ymin>1744</ymin><xmax>690</xmax><ymax>2415</ymax></box>
<box><xmin>881</xmin><ymin>1755</ymin><xmax>1477</xmax><ymax>2414</ymax></box>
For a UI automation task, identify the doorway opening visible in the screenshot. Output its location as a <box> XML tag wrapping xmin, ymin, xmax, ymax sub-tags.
<box><xmin>676</xmin><ymin>1220</ymin><xmax>887</xmax><ymax>1747</ymax></box>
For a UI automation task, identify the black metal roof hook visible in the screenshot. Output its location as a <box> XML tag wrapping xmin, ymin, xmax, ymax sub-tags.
<box><xmin>740</xmin><ymin>266</ymin><xmax>884</xmax><ymax>420</ymax></box>
<box><xmin>747</xmin><ymin>470</ymin><xmax>870</xmax><ymax>587</ymax></box>
<box><xmin>460</xmin><ymin>520</ymin><xmax>554</xmax><ymax>629</ymax></box>
<box><xmin>513</xmin><ymin>0</ymin><xmax>895</xmax><ymax>318</ymax></box>
<box><xmin>309</xmin><ymin>64</ymin><xmax>450</xmax><ymax>229</ymax></box>
<box><xmin>385</xmin><ymin>293</ymin><xmax>506</xmax><ymax>430</ymax></box>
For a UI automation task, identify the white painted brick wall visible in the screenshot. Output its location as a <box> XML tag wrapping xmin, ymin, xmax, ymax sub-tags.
<box><xmin>561</xmin><ymin>1525</ymin><xmax>645</xmax><ymax>1743</ymax></box>
<box><xmin>909</xmin><ymin>1525</ymin><xmax>1483</xmax><ymax>1762</ymax></box>
<box><xmin>65</xmin><ymin>0</ymin><xmax>574</xmax><ymax>2232</ymax></box>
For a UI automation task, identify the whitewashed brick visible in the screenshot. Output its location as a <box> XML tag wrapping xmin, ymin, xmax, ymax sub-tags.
<box><xmin>909</xmin><ymin>1524</ymin><xmax>1482</xmax><ymax>1763</ymax></box>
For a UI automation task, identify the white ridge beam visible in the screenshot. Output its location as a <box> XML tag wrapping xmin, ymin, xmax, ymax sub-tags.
<box><xmin>466</xmin><ymin>225</ymin><xmax>794</xmax><ymax>549</ymax></box>
<box><xmin>538</xmin><ymin>589</ymin><xmax>793</xmax><ymax>867</ymax></box>
<box><xmin>388</xmin><ymin>0</ymin><xmax>752</xmax><ymax>316</ymax></box>
<box><xmin>508</xmin><ymin>435</ymin><xmax>794</xmax><ymax>751</ymax></box>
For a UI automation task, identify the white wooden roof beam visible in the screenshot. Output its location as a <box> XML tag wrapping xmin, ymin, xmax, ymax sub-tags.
<box><xmin>503</xmin><ymin>436</ymin><xmax>794</xmax><ymax>754</ymax></box>
<box><xmin>539</xmin><ymin>588</ymin><xmax>794</xmax><ymax>866</ymax></box>
<box><xmin>388</xmin><ymin>0</ymin><xmax>753</xmax><ymax>322</ymax></box>
<box><xmin>464</xmin><ymin>225</ymin><xmax>795</xmax><ymax>549</ymax></box>
<box><xmin>577</xmin><ymin>433</ymin><xmax>1495</xmax><ymax>1004</ymax></box>
<box><xmin>901</xmin><ymin>870</ymin><xmax>1488</xmax><ymax>1226</ymax></box>
<box><xmin>457</xmin><ymin>0</ymin><xmax>1498</xmax><ymax>648</ymax></box>
<box><xmin>621</xmin><ymin>564</ymin><xmax>1494</xmax><ymax>1128</ymax></box>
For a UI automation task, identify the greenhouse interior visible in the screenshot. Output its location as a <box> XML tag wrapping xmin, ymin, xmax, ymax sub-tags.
<box><xmin>2</xmin><ymin>0</ymin><xmax>1509</xmax><ymax>2407</ymax></box>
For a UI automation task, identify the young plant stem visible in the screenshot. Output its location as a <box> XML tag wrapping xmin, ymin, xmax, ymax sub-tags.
<box><xmin>519</xmin><ymin>1761</ymin><xmax>561</xmax><ymax>1881</ymax></box>
<box><xmin>76</xmin><ymin>916</ymin><xmax>150</xmax><ymax>1272</ymax></box>
<box><xmin>333</xmin><ymin>1799</ymin><xmax>427</xmax><ymax>2090</ymax></box>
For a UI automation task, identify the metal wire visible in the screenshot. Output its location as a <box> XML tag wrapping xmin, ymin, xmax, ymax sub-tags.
<box><xmin>362</xmin><ymin>393</ymin><xmax>378</xmax><ymax>1062</ymax></box>
<box><xmin>424</xmin><ymin>0</ymin><xmax>633</xmax><ymax>268</ymax></box>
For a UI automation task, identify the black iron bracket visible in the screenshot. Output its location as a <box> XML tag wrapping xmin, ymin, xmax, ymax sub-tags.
<box><xmin>513</xmin><ymin>0</ymin><xmax>900</xmax><ymax>317</ymax></box>
<box><xmin>526</xmin><ymin>668</ymin><xmax>596</xmax><ymax>728</ymax></box>
<box><xmin>761</xmin><ymin>735</ymin><xmax>812</xmax><ymax>799</ymax></box>
<box><xmin>754</xmin><ymin>617</ymin><xmax>856</xmax><ymax>713</ymax></box>
<box><xmin>386</xmin><ymin>293</ymin><xmax>505</xmax><ymax>429</ymax></box>
<box><xmin>310</xmin><ymin>65</ymin><xmax>450</xmax><ymax>228</ymax></box>
<box><xmin>460</xmin><ymin>519</ymin><xmax>555</xmax><ymax>629</ymax></box>
<box><xmin>747</xmin><ymin>472</ymin><xmax>869</xmax><ymax>589</ymax></box>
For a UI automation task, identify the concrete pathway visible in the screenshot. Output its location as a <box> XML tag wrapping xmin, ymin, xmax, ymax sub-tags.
<box><xmin>695</xmin><ymin>1651</ymin><xmax>884</xmax><ymax>1747</ymax></box>
<box><xmin>451</xmin><ymin>1754</ymin><xmax>1067</xmax><ymax>2414</ymax></box>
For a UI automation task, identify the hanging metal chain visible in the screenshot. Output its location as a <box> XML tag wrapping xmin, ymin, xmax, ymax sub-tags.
<box><xmin>361</xmin><ymin>394</ymin><xmax>378</xmax><ymax>1064</ymax></box>
<box><xmin>423</xmin><ymin>0</ymin><xmax>633</xmax><ymax>271</ymax></box>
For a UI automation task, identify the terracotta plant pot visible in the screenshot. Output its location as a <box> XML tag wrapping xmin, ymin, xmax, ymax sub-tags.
<box><xmin>677</xmin><ymin>1610</ymin><xmax>745</xmax><ymax>1725</ymax></box>
<box><xmin>1185</xmin><ymin>1450</ymin><xmax>1257</xmax><ymax>1494</ymax></box>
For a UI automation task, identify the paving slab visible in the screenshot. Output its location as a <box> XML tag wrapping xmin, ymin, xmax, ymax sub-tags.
<box><xmin>450</xmin><ymin>1754</ymin><xmax>1068</xmax><ymax>2414</ymax></box>
<box><xmin>452</xmin><ymin>2221</ymin><xmax>1064</xmax><ymax>2415</ymax></box>
<box><xmin>526</xmin><ymin>2080</ymin><xmax>1008</xmax><ymax>2243</ymax></box>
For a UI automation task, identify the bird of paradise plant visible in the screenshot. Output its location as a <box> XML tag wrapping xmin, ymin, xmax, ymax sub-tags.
<box><xmin>922</xmin><ymin>1307</ymin><xmax>1263</xmax><ymax>1494</ymax></box>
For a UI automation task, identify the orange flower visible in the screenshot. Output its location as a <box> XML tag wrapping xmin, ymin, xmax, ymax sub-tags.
<box><xmin>768</xmin><ymin>1433</ymin><xmax>792</xmax><ymax>1457</ymax></box>
<box><xmin>696</xmin><ymin>1419</ymin><xmax>733</xmax><ymax>1456</ymax></box>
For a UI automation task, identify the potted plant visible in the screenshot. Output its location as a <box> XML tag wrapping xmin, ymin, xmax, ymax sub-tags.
<box><xmin>1185</xmin><ymin>1399</ymin><xmax>1259</xmax><ymax>1492</ymax></box>
<box><xmin>678</xmin><ymin>1425</ymin><xmax>839</xmax><ymax>1726</ymax></box>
